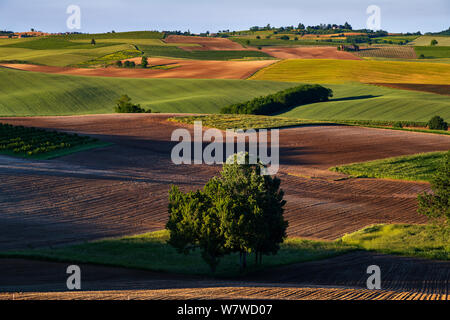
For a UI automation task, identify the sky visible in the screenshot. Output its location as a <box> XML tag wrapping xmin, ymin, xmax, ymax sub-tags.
<box><xmin>0</xmin><ymin>0</ymin><xmax>449</xmax><ymax>34</ymax></box>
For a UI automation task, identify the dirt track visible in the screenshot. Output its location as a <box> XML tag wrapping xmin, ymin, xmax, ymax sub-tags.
<box><xmin>261</xmin><ymin>46</ymin><xmax>361</xmax><ymax>60</ymax></box>
<box><xmin>0</xmin><ymin>114</ymin><xmax>449</xmax><ymax>299</ymax></box>
<box><xmin>0</xmin><ymin>58</ymin><xmax>277</xmax><ymax>79</ymax></box>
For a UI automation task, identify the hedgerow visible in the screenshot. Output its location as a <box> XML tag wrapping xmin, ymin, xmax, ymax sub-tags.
<box><xmin>220</xmin><ymin>84</ymin><xmax>333</xmax><ymax>115</ymax></box>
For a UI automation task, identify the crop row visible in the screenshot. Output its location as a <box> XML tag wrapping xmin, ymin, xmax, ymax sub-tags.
<box><xmin>0</xmin><ymin>123</ymin><xmax>98</xmax><ymax>156</ymax></box>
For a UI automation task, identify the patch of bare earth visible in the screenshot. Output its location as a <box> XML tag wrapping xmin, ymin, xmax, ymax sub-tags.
<box><xmin>0</xmin><ymin>114</ymin><xmax>449</xmax><ymax>299</ymax></box>
<box><xmin>0</xmin><ymin>58</ymin><xmax>278</xmax><ymax>79</ymax></box>
<box><xmin>370</xmin><ymin>83</ymin><xmax>450</xmax><ymax>96</ymax></box>
<box><xmin>261</xmin><ymin>46</ymin><xmax>361</xmax><ymax>60</ymax></box>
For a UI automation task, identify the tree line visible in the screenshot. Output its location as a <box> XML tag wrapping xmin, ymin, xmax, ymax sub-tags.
<box><xmin>220</xmin><ymin>84</ymin><xmax>333</xmax><ymax>115</ymax></box>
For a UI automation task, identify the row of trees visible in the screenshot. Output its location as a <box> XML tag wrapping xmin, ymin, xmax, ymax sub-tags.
<box><xmin>115</xmin><ymin>56</ymin><xmax>148</xmax><ymax>69</ymax></box>
<box><xmin>220</xmin><ymin>84</ymin><xmax>333</xmax><ymax>115</ymax></box>
<box><xmin>166</xmin><ymin>154</ymin><xmax>288</xmax><ymax>272</ymax></box>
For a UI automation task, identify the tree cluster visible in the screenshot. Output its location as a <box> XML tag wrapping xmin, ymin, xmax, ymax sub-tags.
<box><xmin>220</xmin><ymin>84</ymin><xmax>333</xmax><ymax>115</ymax></box>
<box><xmin>166</xmin><ymin>154</ymin><xmax>288</xmax><ymax>272</ymax></box>
<box><xmin>114</xmin><ymin>95</ymin><xmax>151</xmax><ymax>113</ymax></box>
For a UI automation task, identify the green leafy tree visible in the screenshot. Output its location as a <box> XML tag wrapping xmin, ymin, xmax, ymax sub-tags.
<box><xmin>430</xmin><ymin>39</ymin><xmax>438</xmax><ymax>46</ymax></box>
<box><xmin>417</xmin><ymin>152</ymin><xmax>450</xmax><ymax>226</ymax></box>
<box><xmin>114</xmin><ymin>95</ymin><xmax>148</xmax><ymax>113</ymax></box>
<box><xmin>115</xmin><ymin>60</ymin><xmax>122</xmax><ymax>67</ymax></box>
<box><xmin>427</xmin><ymin>115</ymin><xmax>448</xmax><ymax>131</ymax></box>
<box><xmin>91</xmin><ymin>38</ymin><xmax>96</xmax><ymax>45</ymax></box>
<box><xmin>166</xmin><ymin>153</ymin><xmax>288</xmax><ymax>271</ymax></box>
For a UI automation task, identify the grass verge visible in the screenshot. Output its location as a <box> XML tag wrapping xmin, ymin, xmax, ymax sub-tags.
<box><xmin>341</xmin><ymin>224</ymin><xmax>449</xmax><ymax>260</ymax></box>
<box><xmin>170</xmin><ymin>114</ymin><xmax>329</xmax><ymax>130</ymax></box>
<box><xmin>330</xmin><ymin>151</ymin><xmax>449</xmax><ymax>182</ymax></box>
<box><xmin>0</xmin><ymin>230</ymin><xmax>353</xmax><ymax>277</ymax></box>
<box><xmin>2</xmin><ymin>224</ymin><xmax>448</xmax><ymax>277</ymax></box>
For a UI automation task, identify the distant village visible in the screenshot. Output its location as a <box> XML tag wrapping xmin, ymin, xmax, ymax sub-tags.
<box><xmin>0</xmin><ymin>29</ymin><xmax>82</xmax><ymax>38</ymax></box>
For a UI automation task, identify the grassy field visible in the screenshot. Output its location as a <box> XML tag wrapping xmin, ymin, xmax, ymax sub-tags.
<box><xmin>341</xmin><ymin>224</ymin><xmax>449</xmax><ymax>260</ymax></box>
<box><xmin>0</xmin><ymin>230</ymin><xmax>353</xmax><ymax>277</ymax></box>
<box><xmin>250</xmin><ymin>59</ymin><xmax>450</xmax><ymax>84</ymax></box>
<box><xmin>0</xmin><ymin>67</ymin><xmax>295</xmax><ymax>116</ymax></box>
<box><xmin>280</xmin><ymin>82</ymin><xmax>450</xmax><ymax>122</ymax></box>
<box><xmin>411</xmin><ymin>35</ymin><xmax>450</xmax><ymax>46</ymax></box>
<box><xmin>0</xmin><ymin>122</ymin><xmax>110</xmax><ymax>159</ymax></box>
<box><xmin>170</xmin><ymin>115</ymin><xmax>328</xmax><ymax>130</ymax></box>
<box><xmin>139</xmin><ymin>45</ymin><xmax>273</xmax><ymax>60</ymax></box>
<box><xmin>330</xmin><ymin>151</ymin><xmax>449</xmax><ymax>182</ymax></box>
<box><xmin>415</xmin><ymin>46</ymin><xmax>450</xmax><ymax>59</ymax></box>
<box><xmin>2</xmin><ymin>224</ymin><xmax>447</xmax><ymax>276</ymax></box>
<box><xmin>51</xmin><ymin>31</ymin><xmax>164</xmax><ymax>40</ymax></box>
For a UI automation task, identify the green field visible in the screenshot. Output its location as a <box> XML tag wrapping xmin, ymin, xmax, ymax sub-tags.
<box><xmin>411</xmin><ymin>35</ymin><xmax>450</xmax><ymax>46</ymax></box>
<box><xmin>52</xmin><ymin>31</ymin><xmax>164</xmax><ymax>40</ymax></box>
<box><xmin>0</xmin><ymin>122</ymin><xmax>110</xmax><ymax>159</ymax></box>
<box><xmin>0</xmin><ymin>67</ymin><xmax>295</xmax><ymax>116</ymax></box>
<box><xmin>139</xmin><ymin>45</ymin><xmax>273</xmax><ymax>60</ymax></box>
<box><xmin>415</xmin><ymin>46</ymin><xmax>450</xmax><ymax>59</ymax></box>
<box><xmin>341</xmin><ymin>224</ymin><xmax>449</xmax><ymax>260</ymax></box>
<box><xmin>170</xmin><ymin>115</ymin><xmax>328</xmax><ymax>130</ymax></box>
<box><xmin>250</xmin><ymin>59</ymin><xmax>450</xmax><ymax>84</ymax></box>
<box><xmin>2</xmin><ymin>224</ymin><xmax>447</xmax><ymax>276</ymax></box>
<box><xmin>280</xmin><ymin>82</ymin><xmax>450</xmax><ymax>122</ymax></box>
<box><xmin>330</xmin><ymin>151</ymin><xmax>449</xmax><ymax>182</ymax></box>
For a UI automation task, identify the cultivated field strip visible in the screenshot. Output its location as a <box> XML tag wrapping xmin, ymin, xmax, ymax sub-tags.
<box><xmin>0</xmin><ymin>115</ymin><xmax>449</xmax><ymax>249</ymax></box>
<box><xmin>1</xmin><ymin>251</ymin><xmax>448</xmax><ymax>299</ymax></box>
<box><xmin>1</xmin><ymin>287</ymin><xmax>447</xmax><ymax>300</ymax></box>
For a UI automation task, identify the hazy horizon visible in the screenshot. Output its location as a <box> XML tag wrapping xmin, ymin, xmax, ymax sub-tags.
<box><xmin>0</xmin><ymin>0</ymin><xmax>449</xmax><ymax>34</ymax></box>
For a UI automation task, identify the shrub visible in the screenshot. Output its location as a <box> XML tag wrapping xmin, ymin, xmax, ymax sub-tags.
<box><xmin>430</xmin><ymin>39</ymin><xmax>438</xmax><ymax>46</ymax></box>
<box><xmin>417</xmin><ymin>151</ymin><xmax>450</xmax><ymax>226</ymax></box>
<box><xmin>279</xmin><ymin>35</ymin><xmax>290</xmax><ymax>40</ymax></box>
<box><xmin>427</xmin><ymin>116</ymin><xmax>448</xmax><ymax>131</ymax></box>
<box><xmin>114</xmin><ymin>94</ymin><xmax>150</xmax><ymax>113</ymax></box>
<box><xmin>141</xmin><ymin>56</ymin><xmax>148</xmax><ymax>68</ymax></box>
<box><xmin>166</xmin><ymin>153</ymin><xmax>288</xmax><ymax>272</ymax></box>
<box><xmin>393</xmin><ymin>121</ymin><xmax>403</xmax><ymax>128</ymax></box>
<box><xmin>115</xmin><ymin>60</ymin><xmax>122</xmax><ymax>67</ymax></box>
<box><xmin>220</xmin><ymin>84</ymin><xmax>333</xmax><ymax>115</ymax></box>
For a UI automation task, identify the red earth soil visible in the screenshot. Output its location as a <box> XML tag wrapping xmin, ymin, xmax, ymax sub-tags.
<box><xmin>163</xmin><ymin>35</ymin><xmax>246</xmax><ymax>51</ymax></box>
<box><xmin>0</xmin><ymin>58</ymin><xmax>277</xmax><ymax>79</ymax></box>
<box><xmin>0</xmin><ymin>114</ymin><xmax>449</xmax><ymax>251</ymax></box>
<box><xmin>370</xmin><ymin>83</ymin><xmax>450</xmax><ymax>96</ymax></box>
<box><xmin>1</xmin><ymin>114</ymin><xmax>449</xmax><ymax>299</ymax></box>
<box><xmin>261</xmin><ymin>46</ymin><xmax>361</xmax><ymax>60</ymax></box>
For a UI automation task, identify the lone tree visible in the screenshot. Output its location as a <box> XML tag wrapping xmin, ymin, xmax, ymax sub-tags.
<box><xmin>430</xmin><ymin>39</ymin><xmax>438</xmax><ymax>46</ymax></box>
<box><xmin>427</xmin><ymin>115</ymin><xmax>448</xmax><ymax>131</ymax></box>
<box><xmin>141</xmin><ymin>56</ymin><xmax>149</xmax><ymax>68</ymax></box>
<box><xmin>417</xmin><ymin>152</ymin><xmax>450</xmax><ymax>226</ymax></box>
<box><xmin>91</xmin><ymin>38</ymin><xmax>96</xmax><ymax>45</ymax></box>
<box><xmin>166</xmin><ymin>153</ymin><xmax>288</xmax><ymax>272</ymax></box>
<box><xmin>114</xmin><ymin>94</ymin><xmax>147</xmax><ymax>113</ymax></box>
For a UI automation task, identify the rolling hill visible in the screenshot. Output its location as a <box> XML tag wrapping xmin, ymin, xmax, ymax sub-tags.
<box><xmin>0</xmin><ymin>67</ymin><xmax>295</xmax><ymax>116</ymax></box>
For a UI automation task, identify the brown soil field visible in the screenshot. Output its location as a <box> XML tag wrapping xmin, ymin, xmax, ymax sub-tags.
<box><xmin>260</xmin><ymin>46</ymin><xmax>361</xmax><ymax>60</ymax></box>
<box><xmin>371</xmin><ymin>83</ymin><xmax>450</xmax><ymax>96</ymax></box>
<box><xmin>0</xmin><ymin>58</ymin><xmax>277</xmax><ymax>79</ymax></box>
<box><xmin>1</xmin><ymin>251</ymin><xmax>448</xmax><ymax>299</ymax></box>
<box><xmin>0</xmin><ymin>114</ymin><xmax>449</xmax><ymax>251</ymax></box>
<box><xmin>0</xmin><ymin>114</ymin><xmax>449</xmax><ymax>300</ymax></box>
<box><xmin>164</xmin><ymin>35</ymin><xmax>246</xmax><ymax>51</ymax></box>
